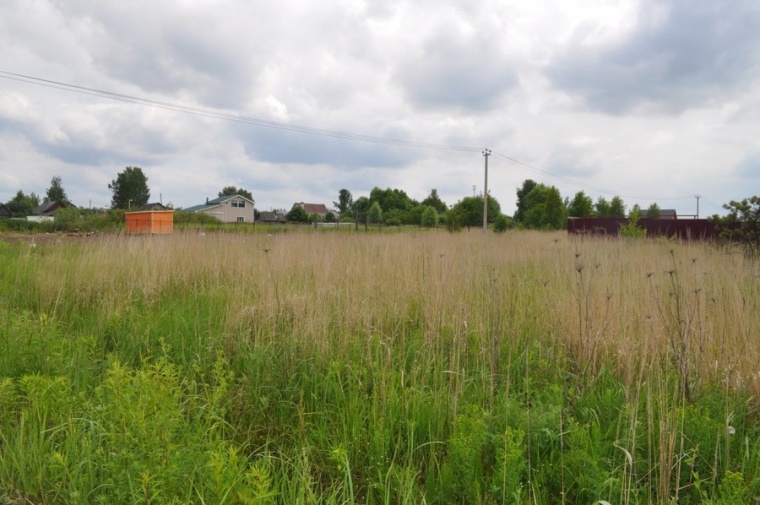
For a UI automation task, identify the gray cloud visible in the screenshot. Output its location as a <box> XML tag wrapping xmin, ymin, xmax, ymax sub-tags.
<box><xmin>547</xmin><ymin>0</ymin><xmax>760</xmax><ymax>114</ymax></box>
<box><xmin>396</xmin><ymin>27</ymin><xmax>518</xmax><ymax>111</ymax></box>
<box><xmin>237</xmin><ymin>125</ymin><xmax>419</xmax><ymax>169</ymax></box>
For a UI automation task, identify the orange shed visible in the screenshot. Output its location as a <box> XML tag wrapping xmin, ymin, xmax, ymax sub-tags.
<box><xmin>125</xmin><ymin>210</ymin><xmax>174</xmax><ymax>234</ymax></box>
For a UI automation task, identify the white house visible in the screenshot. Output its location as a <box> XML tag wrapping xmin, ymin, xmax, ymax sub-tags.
<box><xmin>182</xmin><ymin>194</ymin><xmax>255</xmax><ymax>223</ymax></box>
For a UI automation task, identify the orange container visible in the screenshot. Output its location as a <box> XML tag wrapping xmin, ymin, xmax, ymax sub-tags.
<box><xmin>125</xmin><ymin>210</ymin><xmax>174</xmax><ymax>234</ymax></box>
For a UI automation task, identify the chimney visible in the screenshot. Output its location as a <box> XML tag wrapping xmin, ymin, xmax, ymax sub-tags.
<box><xmin>206</xmin><ymin>197</ymin><xmax>209</xmax><ymax>205</ymax></box>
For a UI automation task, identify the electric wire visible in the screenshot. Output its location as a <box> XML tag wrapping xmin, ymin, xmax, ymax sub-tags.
<box><xmin>0</xmin><ymin>70</ymin><xmax>709</xmax><ymax>203</ymax></box>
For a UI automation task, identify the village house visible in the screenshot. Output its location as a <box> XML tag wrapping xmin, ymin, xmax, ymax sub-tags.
<box><xmin>182</xmin><ymin>194</ymin><xmax>255</xmax><ymax>223</ymax></box>
<box><xmin>295</xmin><ymin>202</ymin><xmax>330</xmax><ymax>219</ymax></box>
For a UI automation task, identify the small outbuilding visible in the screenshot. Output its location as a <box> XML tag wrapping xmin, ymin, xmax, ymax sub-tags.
<box><xmin>125</xmin><ymin>210</ymin><xmax>174</xmax><ymax>234</ymax></box>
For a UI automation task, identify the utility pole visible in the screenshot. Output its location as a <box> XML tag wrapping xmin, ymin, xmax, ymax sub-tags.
<box><xmin>695</xmin><ymin>194</ymin><xmax>701</xmax><ymax>219</ymax></box>
<box><xmin>482</xmin><ymin>149</ymin><xmax>491</xmax><ymax>233</ymax></box>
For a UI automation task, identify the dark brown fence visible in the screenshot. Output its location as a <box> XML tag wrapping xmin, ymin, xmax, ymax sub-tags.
<box><xmin>567</xmin><ymin>218</ymin><xmax>718</xmax><ymax>240</ymax></box>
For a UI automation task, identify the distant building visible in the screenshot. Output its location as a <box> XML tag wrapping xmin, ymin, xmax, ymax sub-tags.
<box><xmin>257</xmin><ymin>211</ymin><xmax>287</xmax><ymax>223</ymax></box>
<box><xmin>32</xmin><ymin>200</ymin><xmax>75</xmax><ymax>217</ymax></box>
<box><xmin>639</xmin><ymin>209</ymin><xmax>677</xmax><ymax>219</ymax></box>
<box><xmin>139</xmin><ymin>202</ymin><xmax>168</xmax><ymax>211</ymax></box>
<box><xmin>182</xmin><ymin>194</ymin><xmax>255</xmax><ymax>223</ymax></box>
<box><xmin>0</xmin><ymin>204</ymin><xmax>11</xmax><ymax>219</ymax></box>
<box><xmin>295</xmin><ymin>202</ymin><xmax>330</xmax><ymax>218</ymax></box>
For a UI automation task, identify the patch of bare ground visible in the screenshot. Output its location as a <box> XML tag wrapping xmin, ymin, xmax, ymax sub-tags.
<box><xmin>0</xmin><ymin>231</ymin><xmax>104</xmax><ymax>246</ymax></box>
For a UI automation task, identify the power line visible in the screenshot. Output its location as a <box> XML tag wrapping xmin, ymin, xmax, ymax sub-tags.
<box><xmin>0</xmin><ymin>70</ymin><xmax>699</xmax><ymax>202</ymax></box>
<box><xmin>0</xmin><ymin>70</ymin><xmax>480</xmax><ymax>153</ymax></box>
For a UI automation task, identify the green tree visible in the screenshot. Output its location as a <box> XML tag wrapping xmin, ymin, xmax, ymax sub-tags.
<box><xmin>445</xmin><ymin>209</ymin><xmax>463</xmax><ymax>232</ymax></box>
<box><xmin>218</xmin><ymin>186</ymin><xmax>253</xmax><ymax>201</ymax></box>
<box><xmin>420</xmin><ymin>206</ymin><xmax>439</xmax><ymax>228</ymax></box>
<box><xmin>286</xmin><ymin>204</ymin><xmax>309</xmax><ymax>223</ymax></box>
<box><xmin>369</xmin><ymin>187</ymin><xmax>417</xmax><ymax>223</ymax></box>
<box><xmin>45</xmin><ymin>176</ymin><xmax>70</xmax><ymax>205</ymax></box>
<box><xmin>351</xmin><ymin>196</ymin><xmax>371</xmax><ymax>229</ymax></box>
<box><xmin>514</xmin><ymin>179</ymin><xmax>538</xmax><ymax>223</ymax></box>
<box><xmin>334</xmin><ymin>189</ymin><xmax>353</xmax><ymax>215</ymax></box>
<box><xmin>368</xmin><ymin>201</ymin><xmax>383</xmax><ymax>224</ymax></box>
<box><xmin>109</xmin><ymin>167</ymin><xmax>150</xmax><ymax>209</ymax></box>
<box><xmin>406</xmin><ymin>205</ymin><xmax>426</xmax><ymax>226</ymax></box>
<box><xmin>712</xmin><ymin>196</ymin><xmax>760</xmax><ymax>255</ymax></box>
<box><xmin>543</xmin><ymin>187</ymin><xmax>566</xmax><ymax>229</ymax></box>
<box><xmin>450</xmin><ymin>195</ymin><xmax>501</xmax><ymax>229</ymax></box>
<box><xmin>567</xmin><ymin>191</ymin><xmax>593</xmax><ymax>217</ymax></box>
<box><xmin>5</xmin><ymin>190</ymin><xmax>40</xmax><ymax>217</ymax></box>
<box><xmin>522</xmin><ymin>185</ymin><xmax>566</xmax><ymax>229</ymax></box>
<box><xmin>609</xmin><ymin>196</ymin><xmax>626</xmax><ymax>217</ymax></box>
<box><xmin>324</xmin><ymin>211</ymin><xmax>336</xmax><ymax>223</ymax></box>
<box><xmin>646</xmin><ymin>202</ymin><xmax>661</xmax><ymax>218</ymax></box>
<box><xmin>594</xmin><ymin>197</ymin><xmax>612</xmax><ymax>217</ymax></box>
<box><xmin>421</xmin><ymin>189</ymin><xmax>448</xmax><ymax>214</ymax></box>
<box><xmin>384</xmin><ymin>208</ymin><xmax>404</xmax><ymax>226</ymax></box>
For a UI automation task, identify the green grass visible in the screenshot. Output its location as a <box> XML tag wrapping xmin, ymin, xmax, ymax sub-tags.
<box><xmin>0</xmin><ymin>230</ymin><xmax>758</xmax><ymax>503</ymax></box>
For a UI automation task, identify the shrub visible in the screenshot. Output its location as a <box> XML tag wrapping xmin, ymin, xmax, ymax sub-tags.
<box><xmin>493</xmin><ymin>214</ymin><xmax>513</xmax><ymax>233</ymax></box>
<box><xmin>620</xmin><ymin>211</ymin><xmax>646</xmax><ymax>238</ymax></box>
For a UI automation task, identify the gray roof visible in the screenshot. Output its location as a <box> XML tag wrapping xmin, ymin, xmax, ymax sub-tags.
<box><xmin>139</xmin><ymin>202</ymin><xmax>168</xmax><ymax>211</ymax></box>
<box><xmin>32</xmin><ymin>200</ymin><xmax>74</xmax><ymax>215</ymax></box>
<box><xmin>257</xmin><ymin>211</ymin><xmax>287</xmax><ymax>223</ymax></box>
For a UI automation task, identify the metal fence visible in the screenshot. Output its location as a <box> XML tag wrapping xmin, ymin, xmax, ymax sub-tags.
<box><xmin>567</xmin><ymin>218</ymin><xmax>718</xmax><ymax>240</ymax></box>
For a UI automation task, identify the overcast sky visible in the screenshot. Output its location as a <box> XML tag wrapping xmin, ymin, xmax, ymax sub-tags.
<box><xmin>1</xmin><ymin>0</ymin><xmax>759</xmax><ymax>216</ymax></box>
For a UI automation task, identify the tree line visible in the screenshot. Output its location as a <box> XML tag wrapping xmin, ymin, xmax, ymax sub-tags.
<box><xmin>1</xmin><ymin>168</ymin><xmax>718</xmax><ymax>234</ymax></box>
<box><xmin>288</xmin><ymin>180</ymin><xmax>667</xmax><ymax>232</ymax></box>
<box><xmin>3</xmin><ymin>167</ymin><xmax>254</xmax><ymax>217</ymax></box>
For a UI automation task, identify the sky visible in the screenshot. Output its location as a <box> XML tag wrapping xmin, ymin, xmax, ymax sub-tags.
<box><xmin>1</xmin><ymin>0</ymin><xmax>759</xmax><ymax>217</ymax></box>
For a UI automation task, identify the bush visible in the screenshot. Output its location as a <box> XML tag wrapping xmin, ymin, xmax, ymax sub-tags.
<box><xmin>174</xmin><ymin>212</ymin><xmax>221</xmax><ymax>225</ymax></box>
<box><xmin>493</xmin><ymin>214</ymin><xmax>513</xmax><ymax>233</ymax></box>
<box><xmin>620</xmin><ymin>211</ymin><xmax>646</xmax><ymax>238</ymax></box>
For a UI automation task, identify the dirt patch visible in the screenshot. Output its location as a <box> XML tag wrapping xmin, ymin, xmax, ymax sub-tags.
<box><xmin>0</xmin><ymin>232</ymin><xmax>102</xmax><ymax>246</ymax></box>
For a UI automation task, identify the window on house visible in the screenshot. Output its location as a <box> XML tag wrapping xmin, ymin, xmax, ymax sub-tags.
<box><xmin>231</xmin><ymin>200</ymin><xmax>245</xmax><ymax>208</ymax></box>
<box><xmin>237</xmin><ymin>216</ymin><xmax>244</xmax><ymax>222</ymax></box>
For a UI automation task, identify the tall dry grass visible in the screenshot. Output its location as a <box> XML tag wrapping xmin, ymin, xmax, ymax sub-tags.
<box><xmin>13</xmin><ymin>230</ymin><xmax>760</xmax><ymax>402</ymax></box>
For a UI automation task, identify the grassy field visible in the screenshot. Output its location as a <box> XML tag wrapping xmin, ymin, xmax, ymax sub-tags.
<box><xmin>0</xmin><ymin>229</ymin><xmax>758</xmax><ymax>504</ymax></box>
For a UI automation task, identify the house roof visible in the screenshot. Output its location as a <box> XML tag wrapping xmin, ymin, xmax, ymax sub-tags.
<box><xmin>32</xmin><ymin>200</ymin><xmax>74</xmax><ymax>216</ymax></box>
<box><xmin>298</xmin><ymin>203</ymin><xmax>329</xmax><ymax>215</ymax></box>
<box><xmin>257</xmin><ymin>211</ymin><xmax>287</xmax><ymax>223</ymax></box>
<box><xmin>139</xmin><ymin>202</ymin><xmax>168</xmax><ymax>211</ymax></box>
<box><xmin>182</xmin><ymin>194</ymin><xmax>254</xmax><ymax>213</ymax></box>
<box><xmin>0</xmin><ymin>203</ymin><xmax>11</xmax><ymax>218</ymax></box>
